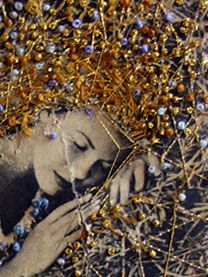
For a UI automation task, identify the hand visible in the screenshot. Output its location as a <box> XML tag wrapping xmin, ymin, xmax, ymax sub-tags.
<box><xmin>0</xmin><ymin>194</ymin><xmax>99</xmax><ymax>277</ymax></box>
<box><xmin>109</xmin><ymin>154</ymin><xmax>161</xmax><ymax>205</ymax></box>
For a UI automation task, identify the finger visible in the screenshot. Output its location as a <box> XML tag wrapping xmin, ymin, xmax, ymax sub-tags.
<box><xmin>47</xmin><ymin>194</ymin><xmax>92</xmax><ymax>224</ymax></box>
<box><xmin>110</xmin><ymin>177</ymin><xmax>120</xmax><ymax>206</ymax></box>
<box><xmin>119</xmin><ymin>167</ymin><xmax>133</xmax><ymax>204</ymax></box>
<box><xmin>60</xmin><ymin>229</ymin><xmax>82</xmax><ymax>251</ymax></box>
<box><xmin>133</xmin><ymin>160</ymin><xmax>145</xmax><ymax>192</ymax></box>
<box><xmin>53</xmin><ymin>199</ymin><xmax>100</xmax><ymax>234</ymax></box>
<box><xmin>142</xmin><ymin>154</ymin><xmax>161</xmax><ymax>176</ymax></box>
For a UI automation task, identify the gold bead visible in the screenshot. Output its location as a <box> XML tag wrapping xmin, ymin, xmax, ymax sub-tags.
<box><xmin>180</xmin><ymin>27</ymin><xmax>188</xmax><ymax>34</ymax></box>
<box><xmin>139</xmin><ymin>213</ymin><xmax>146</xmax><ymax>221</ymax></box>
<box><xmin>153</xmin><ymin>219</ymin><xmax>160</xmax><ymax>228</ymax></box>
<box><xmin>75</xmin><ymin>269</ymin><xmax>82</xmax><ymax>277</ymax></box>
<box><xmin>184</xmin><ymin>128</ymin><xmax>192</xmax><ymax>137</ymax></box>
<box><xmin>189</xmin><ymin>71</ymin><xmax>197</xmax><ymax>79</ymax></box>
<box><xmin>89</xmin><ymin>240</ymin><xmax>98</xmax><ymax>248</ymax></box>
<box><xmin>49</xmin><ymin>22</ymin><xmax>57</xmax><ymax>30</ymax></box>
<box><xmin>90</xmin><ymin>212</ymin><xmax>97</xmax><ymax>221</ymax></box>
<box><xmin>108</xmin><ymin>247</ymin><xmax>116</xmax><ymax>256</ymax></box>
<box><xmin>31</xmin><ymin>31</ymin><xmax>38</xmax><ymax>39</ymax></box>
<box><xmin>103</xmin><ymin>219</ymin><xmax>111</xmax><ymax>229</ymax></box>
<box><xmin>162</xmin><ymin>48</ymin><xmax>168</xmax><ymax>55</ymax></box>
<box><xmin>72</xmin><ymin>256</ymin><xmax>79</xmax><ymax>264</ymax></box>
<box><xmin>25</xmin><ymin>0</ymin><xmax>41</xmax><ymax>15</ymax></box>
<box><xmin>148</xmin><ymin>122</ymin><xmax>154</xmax><ymax>129</ymax></box>
<box><xmin>18</xmin><ymin>17</ymin><xmax>25</xmax><ymax>24</ymax></box>
<box><xmin>50</xmin><ymin>8</ymin><xmax>56</xmax><ymax>15</ymax></box>
<box><xmin>171</xmin><ymin>107</ymin><xmax>180</xmax><ymax>114</ymax></box>
<box><xmin>65</xmin><ymin>248</ymin><xmax>73</xmax><ymax>255</ymax></box>
<box><xmin>29</xmin><ymin>23</ymin><xmax>37</xmax><ymax>30</ymax></box>
<box><xmin>175</xmin><ymin>0</ymin><xmax>184</xmax><ymax>5</ymax></box>
<box><xmin>186</xmin><ymin>107</ymin><xmax>194</xmax><ymax>114</ymax></box>
<box><xmin>19</xmin><ymin>33</ymin><xmax>25</xmax><ymax>40</ymax></box>
<box><xmin>132</xmin><ymin>196</ymin><xmax>141</xmax><ymax>204</ymax></box>
<box><xmin>72</xmin><ymin>241</ymin><xmax>81</xmax><ymax>250</ymax></box>
<box><xmin>98</xmin><ymin>209</ymin><xmax>106</xmax><ymax>217</ymax></box>
<box><xmin>149</xmin><ymin>249</ymin><xmax>156</xmax><ymax>258</ymax></box>
<box><xmin>1</xmin><ymin>33</ymin><xmax>9</xmax><ymax>42</ymax></box>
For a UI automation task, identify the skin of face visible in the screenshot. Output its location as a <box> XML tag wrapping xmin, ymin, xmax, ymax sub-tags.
<box><xmin>33</xmin><ymin>110</ymin><xmax>117</xmax><ymax>195</ymax></box>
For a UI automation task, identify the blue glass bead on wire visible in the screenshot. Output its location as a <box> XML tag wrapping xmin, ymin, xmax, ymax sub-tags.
<box><xmin>14</xmin><ymin>225</ymin><xmax>25</xmax><ymax>237</ymax></box>
<box><xmin>177</xmin><ymin>121</ymin><xmax>186</xmax><ymax>130</ymax></box>
<box><xmin>32</xmin><ymin>198</ymin><xmax>41</xmax><ymax>208</ymax></box>
<box><xmin>168</xmin><ymin>80</ymin><xmax>176</xmax><ymax>87</ymax></box>
<box><xmin>136</xmin><ymin>19</ymin><xmax>144</xmax><ymax>29</ymax></box>
<box><xmin>92</xmin><ymin>11</ymin><xmax>100</xmax><ymax>21</ymax></box>
<box><xmin>13</xmin><ymin>241</ymin><xmax>21</xmax><ymax>252</ymax></box>
<box><xmin>140</xmin><ymin>44</ymin><xmax>149</xmax><ymax>53</ymax></box>
<box><xmin>49</xmin><ymin>131</ymin><xmax>57</xmax><ymax>140</ymax></box>
<box><xmin>57</xmin><ymin>258</ymin><xmax>66</xmax><ymax>266</ymax></box>
<box><xmin>48</xmin><ymin>79</ymin><xmax>57</xmax><ymax>87</ymax></box>
<box><xmin>164</xmin><ymin>12</ymin><xmax>175</xmax><ymax>23</ymax></box>
<box><xmin>121</xmin><ymin>37</ymin><xmax>128</xmax><ymax>46</ymax></box>
<box><xmin>72</xmin><ymin>19</ymin><xmax>82</xmax><ymax>28</ymax></box>
<box><xmin>32</xmin><ymin>208</ymin><xmax>40</xmax><ymax>217</ymax></box>
<box><xmin>0</xmin><ymin>104</ymin><xmax>4</xmax><ymax>112</ymax></box>
<box><xmin>200</xmin><ymin>139</ymin><xmax>207</xmax><ymax>149</ymax></box>
<box><xmin>40</xmin><ymin>197</ymin><xmax>49</xmax><ymax>208</ymax></box>
<box><xmin>66</xmin><ymin>85</ymin><xmax>73</xmax><ymax>92</ymax></box>
<box><xmin>85</xmin><ymin>108</ymin><xmax>93</xmax><ymax>116</ymax></box>
<box><xmin>85</xmin><ymin>45</ymin><xmax>94</xmax><ymax>54</ymax></box>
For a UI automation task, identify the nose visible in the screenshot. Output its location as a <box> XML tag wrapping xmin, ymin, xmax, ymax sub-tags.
<box><xmin>70</xmin><ymin>151</ymin><xmax>98</xmax><ymax>181</ymax></box>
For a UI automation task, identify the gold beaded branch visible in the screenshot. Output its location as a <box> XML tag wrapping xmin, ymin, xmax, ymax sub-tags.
<box><xmin>0</xmin><ymin>0</ymin><xmax>207</xmax><ymax>142</ymax></box>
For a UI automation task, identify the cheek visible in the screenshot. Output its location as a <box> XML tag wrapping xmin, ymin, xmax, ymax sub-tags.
<box><xmin>33</xmin><ymin>137</ymin><xmax>70</xmax><ymax>194</ymax></box>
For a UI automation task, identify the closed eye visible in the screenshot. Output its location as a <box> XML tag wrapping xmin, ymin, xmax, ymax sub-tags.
<box><xmin>73</xmin><ymin>141</ymin><xmax>88</xmax><ymax>152</ymax></box>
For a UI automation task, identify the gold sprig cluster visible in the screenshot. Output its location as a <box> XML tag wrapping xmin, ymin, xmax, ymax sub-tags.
<box><xmin>0</xmin><ymin>0</ymin><xmax>207</xmax><ymax>141</ymax></box>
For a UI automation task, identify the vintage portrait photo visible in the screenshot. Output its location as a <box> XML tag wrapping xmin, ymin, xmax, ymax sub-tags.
<box><xmin>0</xmin><ymin>0</ymin><xmax>207</xmax><ymax>276</ymax></box>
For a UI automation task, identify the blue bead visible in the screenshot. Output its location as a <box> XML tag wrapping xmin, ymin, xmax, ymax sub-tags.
<box><xmin>32</xmin><ymin>198</ymin><xmax>41</xmax><ymax>208</ymax></box>
<box><xmin>16</xmin><ymin>47</ymin><xmax>25</xmax><ymax>56</ymax></box>
<box><xmin>85</xmin><ymin>45</ymin><xmax>93</xmax><ymax>54</ymax></box>
<box><xmin>13</xmin><ymin>242</ymin><xmax>21</xmax><ymax>252</ymax></box>
<box><xmin>49</xmin><ymin>131</ymin><xmax>57</xmax><ymax>140</ymax></box>
<box><xmin>200</xmin><ymin>139</ymin><xmax>207</xmax><ymax>149</ymax></box>
<box><xmin>177</xmin><ymin>121</ymin><xmax>186</xmax><ymax>130</ymax></box>
<box><xmin>196</xmin><ymin>103</ymin><xmax>205</xmax><ymax>111</ymax></box>
<box><xmin>72</xmin><ymin>19</ymin><xmax>82</xmax><ymax>29</ymax></box>
<box><xmin>85</xmin><ymin>108</ymin><xmax>93</xmax><ymax>116</ymax></box>
<box><xmin>168</xmin><ymin>80</ymin><xmax>176</xmax><ymax>87</ymax></box>
<box><xmin>45</xmin><ymin>44</ymin><xmax>56</xmax><ymax>54</ymax></box>
<box><xmin>157</xmin><ymin>106</ymin><xmax>166</xmax><ymax>116</ymax></box>
<box><xmin>66</xmin><ymin>85</ymin><xmax>73</xmax><ymax>92</ymax></box>
<box><xmin>0</xmin><ymin>104</ymin><xmax>4</xmax><ymax>112</ymax></box>
<box><xmin>148</xmin><ymin>165</ymin><xmax>155</xmax><ymax>174</ymax></box>
<box><xmin>160</xmin><ymin>162</ymin><xmax>170</xmax><ymax>170</ymax></box>
<box><xmin>92</xmin><ymin>11</ymin><xmax>100</xmax><ymax>21</ymax></box>
<box><xmin>0</xmin><ymin>242</ymin><xmax>8</xmax><ymax>250</ymax></box>
<box><xmin>40</xmin><ymin>197</ymin><xmax>49</xmax><ymax>208</ymax></box>
<box><xmin>140</xmin><ymin>44</ymin><xmax>149</xmax><ymax>53</ymax></box>
<box><xmin>136</xmin><ymin>19</ymin><xmax>144</xmax><ymax>29</ymax></box>
<box><xmin>164</xmin><ymin>12</ymin><xmax>175</xmax><ymax>23</ymax></box>
<box><xmin>32</xmin><ymin>208</ymin><xmax>40</xmax><ymax>217</ymax></box>
<box><xmin>48</xmin><ymin>79</ymin><xmax>57</xmax><ymax>87</ymax></box>
<box><xmin>121</xmin><ymin>37</ymin><xmax>128</xmax><ymax>46</ymax></box>
<box><xmin>57</xmin><ymin>258</ymin><xmax>66</xmax><ymax>265</ymax></box>
<box><xmin>14</xmin><ymin>225</ymin><xmax>25</xmax><ymax>236</ymax></box>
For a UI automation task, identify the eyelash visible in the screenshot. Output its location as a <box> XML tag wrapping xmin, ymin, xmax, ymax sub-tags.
<box><xmin>73</xmin><ymin>141</ymin><xmax>88</xmax><ymax>152</ymax></box>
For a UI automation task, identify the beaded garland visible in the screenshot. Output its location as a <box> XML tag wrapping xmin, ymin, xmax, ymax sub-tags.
<box><xmin>0</xmin><ymin>0</ymin><xmax>207</xmax><ymax>276</ymax></box>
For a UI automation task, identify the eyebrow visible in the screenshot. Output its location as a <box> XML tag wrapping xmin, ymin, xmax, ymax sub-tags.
<box><xmin>77</xmin><ymin>130</ymin><xmax>95</xmax><ymax>150</ymax></box>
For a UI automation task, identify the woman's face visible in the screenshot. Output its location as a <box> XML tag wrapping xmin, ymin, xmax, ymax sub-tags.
<box><xmin>33</xmin><ymin>110</ymin><xmax>118</xmax><ymax>195</ymax></box>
